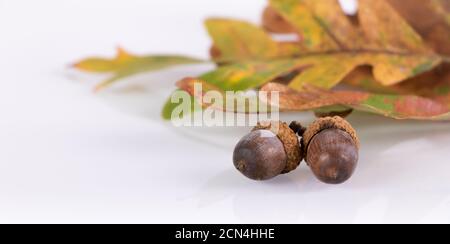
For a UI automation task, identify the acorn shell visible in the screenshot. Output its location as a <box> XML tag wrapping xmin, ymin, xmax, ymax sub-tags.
<box><xmin>253</xmin><ymin>121</ymin><xmax>303</xmax><ymax>173</ymax></box>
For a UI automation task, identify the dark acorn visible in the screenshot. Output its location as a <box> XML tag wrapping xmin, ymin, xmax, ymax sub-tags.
<box><xmin>233</xmin><ymin>121</ymin><xmax>303</xmax><ymax>181</ymax></box>
<box><xmin>303</xmin><ymin>116</ymin><xmax>360</xmax><ymax>184</ymax></box>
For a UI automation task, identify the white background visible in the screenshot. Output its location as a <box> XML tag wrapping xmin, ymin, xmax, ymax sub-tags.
<box><xmin>1</xmin><ymin>0</ymin><xmax>450</xmax><ymax>224</ymax></box>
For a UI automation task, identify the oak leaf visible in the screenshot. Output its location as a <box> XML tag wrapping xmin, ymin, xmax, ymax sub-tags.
<box><xmin>73</xmin><ymin>0</ymin><xmax>450</xmax><ymax>120</ymax></box>
<box><xmin>73</xmin><ymin>47</ymin><xmax>203</xmax><ymax>91</ymax></box>
<box><xmin>177</xmin><ymin>77</ymin><xmax>450</xmax><ymax>120</ymax></box>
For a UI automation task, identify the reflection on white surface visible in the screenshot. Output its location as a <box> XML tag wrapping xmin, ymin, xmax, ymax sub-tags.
<box><xmin>0</xmin><ymin>0</ymin><xmax>450</xmax><ymax>224</ymax></box>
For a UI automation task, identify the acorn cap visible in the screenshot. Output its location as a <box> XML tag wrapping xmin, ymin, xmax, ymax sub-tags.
<box><xmin>303</xmin><ymin>116</ymin><xmax>360</xmax><ymax>151</ymax></box>
<box><xmin>314</xmin><ymin>109</ymin><xmax>354</xmax><ymax>119</ymax></box>
<box><xmin>253</xmin><ymin>121</ymin><xmax>303</xmax><ymax>173</ymax></box>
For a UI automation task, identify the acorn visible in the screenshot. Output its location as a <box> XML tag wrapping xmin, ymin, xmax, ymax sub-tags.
<box><xmin>233</xmin><ymin>121</ymin><xmax>303</xmax><ymax>181</ymax></box>
<box><xmin>303</xmin><ymin>116</ymin><xmax>360</xmax><ymax>184</ymax></box>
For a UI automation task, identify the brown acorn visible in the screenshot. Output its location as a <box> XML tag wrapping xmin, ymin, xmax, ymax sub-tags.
<box><xmin>303</xmin><ymin>117</ymin><xmax>360</xmax><ymax>184</ymax></box>
<box><xmin>233</xmin><ymin>121</ymin><xmax>303</xmax><ymax>181</ymax></box>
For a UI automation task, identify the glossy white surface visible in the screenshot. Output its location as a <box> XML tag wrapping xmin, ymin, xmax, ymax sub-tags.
<box><xmin>1</xmin><ymin>0</ymin><xmax>450</xmax><ymax>224</ymax></box>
